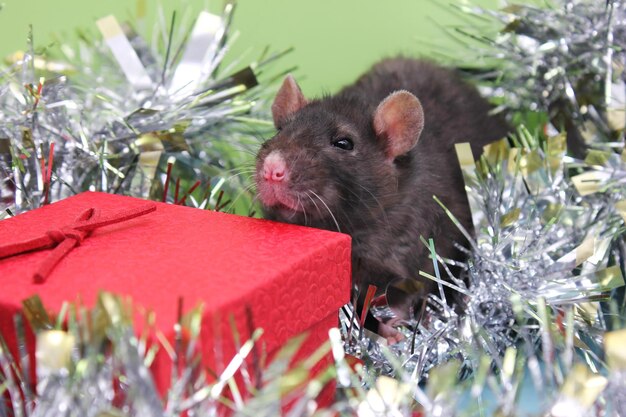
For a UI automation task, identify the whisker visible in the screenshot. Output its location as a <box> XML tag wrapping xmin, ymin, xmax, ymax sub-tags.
<box><xmin>310</xmin><ymin>190</ymin><xmax>341</xmax><ymax>232</ymax></box>
<box><xmin>224</xmin><ymin>170</ymin><xmax>256</xmax><ymax>183</ymax></box>
<box><xmin>299</xmin><ymin>195</ymin><xmax>308</xmax><ymax>226</ymax></box>
<box><xmin>221</xmin><ymin>164</ymin><xmax>257</xmax><ymax>176</ymax></box>
<box><xmin>226</xmin><ymin>162</ymin><xmax>256</xmax><ymax>170</ymax></box>
<box><xmin>247</xmin><ymin>192</ymin><xmax>261</xmax><ymax>217</ymax></box>
<box><xmin>226</xmin><ymin>182</ymin><xmax>257</xmax><ymax>212</ymax></box>
<box><xmin>305</xmin><ymin>189</ymin><xmax>359</xmax><ymax>233</ymax></box>
<box><xmin>305</xmin><ymin>191</ymin><xmax>322</xmax><ymax>218</ymax></box>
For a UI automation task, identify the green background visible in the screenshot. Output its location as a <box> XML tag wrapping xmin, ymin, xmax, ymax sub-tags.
<box><xmin>0</xmin><ymin>0</ymin><xmax>500</xmax><ymax>95</ymax></box>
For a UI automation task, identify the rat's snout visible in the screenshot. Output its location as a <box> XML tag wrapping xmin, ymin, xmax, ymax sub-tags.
<box><xmin>262</xmin><ymin>150</ymin><xmax>288</xmax><ymax>182</ymax></box>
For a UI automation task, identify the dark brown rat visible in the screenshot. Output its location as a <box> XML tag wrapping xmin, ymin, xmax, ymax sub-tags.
<box><xmin>255</xmin><ymin>58</ymin><xmax>508</xmax><ymax>317</ymax></box>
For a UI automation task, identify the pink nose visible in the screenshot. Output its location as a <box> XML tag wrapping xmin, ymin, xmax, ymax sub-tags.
<box><xmin>262</xmin><ymin>151</ymin><xmax>287</xmax><ymax>182</ymax></box>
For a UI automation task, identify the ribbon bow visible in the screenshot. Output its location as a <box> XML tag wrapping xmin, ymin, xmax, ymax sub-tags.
<box><xmin>0</xmin><ymin>203</ymin><xmax>156</xmax><ymax>283</ymax></box>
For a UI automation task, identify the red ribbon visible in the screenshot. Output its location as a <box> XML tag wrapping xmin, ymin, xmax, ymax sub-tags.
<box><xmin>0</xmin><ymin>203</ymin><xmax>156</xmax><ymax>283</ymax></box>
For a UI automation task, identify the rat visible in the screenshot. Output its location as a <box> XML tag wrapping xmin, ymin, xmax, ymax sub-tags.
<box><xmin>254</xmin><ymin>58</ymin><xmax>508</xmax><ymax>334</ymax></box>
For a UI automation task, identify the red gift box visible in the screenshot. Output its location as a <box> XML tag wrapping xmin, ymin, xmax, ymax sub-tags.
<box><xmin>0</xmin><ymin>192</ymin><xmax>351</xmax><ymax>400</ymax></box>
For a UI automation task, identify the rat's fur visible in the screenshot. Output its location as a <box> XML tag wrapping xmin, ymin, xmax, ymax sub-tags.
<box><xmin>256</xmin><ymin>58</ymin><xmax>508</xmax><ymax>306</ymax></box>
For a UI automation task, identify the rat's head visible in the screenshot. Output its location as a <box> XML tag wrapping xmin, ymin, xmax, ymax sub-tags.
<box><xmin>255</xmin><ymin>75</ymin><xmax>424</xmax><ymax>232</ymax></box>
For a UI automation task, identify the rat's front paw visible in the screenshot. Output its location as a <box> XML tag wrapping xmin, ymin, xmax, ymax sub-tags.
<box><xmin>378</xmin><ymin>322</ymin><xmax>405</xmax><ymax>345</ymax></box>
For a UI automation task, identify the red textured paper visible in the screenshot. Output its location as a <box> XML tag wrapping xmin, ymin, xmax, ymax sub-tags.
<box><xmin>0</xmin><ymin>192</ymin><xmax>351</xmax><ymax>397</ymax></box>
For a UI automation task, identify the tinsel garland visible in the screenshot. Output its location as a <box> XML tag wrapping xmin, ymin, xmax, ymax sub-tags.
<box><xmin>0</xmin><ymin>293</ymin><xmax>335</xmax><ymax>417</ymax></box>
<box><xmin>0</xmin><ymin>3</ymin><xmax>287</xmax><ymax>217</ymax></box>
<box><xmin>452</xmin><ymin>0</ymin><xmax>626</xmax><ymax>157</ymax></box>
<box><xmin>2</xmin><ymin>0</ymin><xmax>626</xmax><ymax>416</ymax></box>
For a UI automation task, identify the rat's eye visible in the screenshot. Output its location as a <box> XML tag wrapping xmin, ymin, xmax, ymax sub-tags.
<box><xmin>332</xmin><ymin>137</ymin><xmax>354</xmax><ymax>151</ymax></box>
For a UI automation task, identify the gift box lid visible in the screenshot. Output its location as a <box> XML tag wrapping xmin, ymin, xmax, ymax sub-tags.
<box><xmin>0</xmin><ymin>192</ymin><xmax>351</xmax><ymax>358</ymax></box>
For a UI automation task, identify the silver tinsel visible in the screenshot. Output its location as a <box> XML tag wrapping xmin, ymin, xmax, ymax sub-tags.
<box><xmin>0</xmin><ymin>3</ymin><xmax>285</xmax><ymax>216</ymax></box>
<box><xmin>0</xmin><ymin>293</ymin><xmax>333</xmax><ymax>417</ymax></box>
<box><xmin>455</xmin><ymin>0</ymin><xmax>626</xmax><ymax>157</ymax></box>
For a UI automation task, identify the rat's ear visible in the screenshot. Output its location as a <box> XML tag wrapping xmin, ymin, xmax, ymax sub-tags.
<box><xmin>373</xmin><ymin>90</ymin><xmax>424</xmax><ymax>161</ymax></box>
<box><xmin>271</xmin><ymin>75</ymin><xmax>308</xmax><ymax>128</ymax></box>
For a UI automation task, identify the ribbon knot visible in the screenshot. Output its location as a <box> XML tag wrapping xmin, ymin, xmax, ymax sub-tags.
<box><xmin>0</xmin><ymin>202</ymin><xmax>156</xmax><ymax>284</ymax></box>
<box><xmin>44</xmin><ymin>207</ymin><xmax>99</xmax><ymax>246</ymax></box>
<box><xmin>46</xmin><ymin>228</ymin><xmax>87</xmax><ymax>245</ymax></box>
